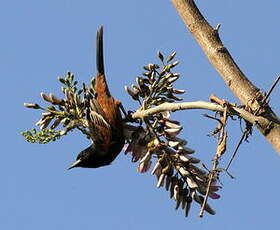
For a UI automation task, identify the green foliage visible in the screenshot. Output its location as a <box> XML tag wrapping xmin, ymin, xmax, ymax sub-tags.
<box><xmin>21</xmin><ymin>129</ymin><xmax>61</xmax><ymax>144</ymax></box>
<box><xmin>21</xmin><ymin>72</ymin><xmax>92</xmax><ymax>144</ymax></box>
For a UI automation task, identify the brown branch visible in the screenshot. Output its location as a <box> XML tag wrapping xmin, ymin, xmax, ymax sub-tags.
<box><xmin>171</xmin><ymin>0</ymin><xmax>280</xmax><ymax>154</ymax></box>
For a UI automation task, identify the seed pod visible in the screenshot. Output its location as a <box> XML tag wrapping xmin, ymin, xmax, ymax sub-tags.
<box><xmin>167</xmin><ymin>52</ymin><xmax>176</xmax><ymax>63</ymax></box>
<box><xmin>162</xmin><ymin>163</ymin><xmax>173</xmax><ymax>176</ymax></box>
<box><xmin>126</xmin><ymin>86</ymin><xmax>139</xmax><ymax>101</ymax></box>
<box><xmin>143</xmin><ymin>65</ymin><xmax>150</xmax><ymax>71</ymax></box>
<box><xmin>181</xmin><ymin>196</ymin><xmax>187</xmax><ymax>210</ymax></box>
<box><xmin>193</xmin><ymin>194</ymin><xmax>216</xmax><ymax>215</ymax></box>
<box><xmin>165</xmin><ymin>175</ymin><xmax>171</xmax><ymax>191</ymax></box>
<box><xmin>74</xmin><ymin>93</ymin><xmax>81</xmax><ymax>106</ymax></box>
<box><xmin>188</xmin><ymin>165</ymin><xmax>207</xmax><ymax>180</ymax></box>
<box><xmin>187</xmin><ymin>177</ymin><xmax>198</xmax><ymax>189</ymax></box>
<box><xmin>23</xmin><ymin>103</ymin><xmax>41</xmax><ymax>109</ymax></box>
<box><xmin>167</xmin><ymin>76</ymin><xmax>179</xmax><ymax>84</ymax></box>
<box><xmin>168</xmin><ymin>140</ymin><xmax>180</xmax><ymax>148</ymax></box>
<box><xmin>165</xmin><ymin>127</ymin><xmax>182</xmax><ymax>137</ymax></box>
<box><xmin>40</xmin><ymin>92</ymin><xmax>52</xmax><ymax>103</ymax></box>
<box><xmin>39</xmin><ymin>117</ymin><xmax>53</xmax><ymax>130</ymax></box>
<box><xmin>157</xmin><ymin>51</ymin><xmax>164</xmax><ymax>62</ymax></box>
<box><xmin>168</xmin><ymin>94</ymin><xmax>183</xmax><ymax>101</ymax></box>
<box><xmin>164</xmin><ymin>120</ymin><xmax>181</xmax><ymax>129</ymax></box>
<box><xmin>173</xmin><ymin>184</ymin><xmax>180</xmax><ymax>200</ymax></box>
<box><xmin>35</xmin><ymin>118</ymin><xmax>44</xmax><ymax>126</ymax></box>
<box><xmin>179</xmin><ymin>155</ymin><xmax>190</xmax><ymax>163</ymax></box>
<box><xmin>57</xmin><ymin>77</ymin><xmax>66</xmax><ymax>85</ymax></box>
<box><xmin>169</xmin><ymin>176</ymin><xmax>178</xmax><ymax>199</ymax></box>
<box><xmin>139</xmin><ymin>151</ymin><xmax>151</xmax><ymax>164</ymax></box>
<box><xmin>51</xmin><ymin>118</ymin><xmax>62</xmax><ymax>129</ymax></box>
<box><xmin>178</xmin><ymin>146</ymin><xmax>195</xmax><ymax>154</ymax></box>
<box><xmin>156</xmin><ymin>174</ymin><xmax>165</xmax><ymax>188</ymax></box>
<box><xmin>185</xmin><ymin>196</ymin><xmax>192</xmax><ymax>217</ymax></box>
<box><xmin>151</xmin><ymin>162</ymin><xmax>161</xmax><ymax>175</ymax></box>
<box><xmin>179</xmin><ymin>167</ymin><xmax>190</xmax><ymax>177</ymax></box>
<box><xmin>49</xmin><ymin>93</ymin><xmax>63</xmax><ymax>105</ymax></box>
<box><xmin>172</xmin><ymin>89</ymin><xmax>185</xmax><ymax>94</ymax></box>
<box><xmin>175</xmin><ymin>196</ymin><xmax>182</xmax><ymax>210</ymax></box>
<box><xmin>167</xmin><ymin>137</ymin><xmax>187</xmax><ymax>146</ymax></box>
<box><xmin>170</xmin><ymin>61</ymin><xmax>179</xmax><ymax>68</ymax></box>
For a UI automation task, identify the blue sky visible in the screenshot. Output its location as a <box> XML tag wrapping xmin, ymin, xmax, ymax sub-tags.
<box><xmin>1</xmin><ymin>1</ymin><xmax>280</xmax><ymax>229</ymax></box>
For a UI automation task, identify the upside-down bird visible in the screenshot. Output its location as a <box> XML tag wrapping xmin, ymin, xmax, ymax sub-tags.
<box><xmin>68</xmin><ymin>26</ymin><xmax>125</xmax><ymax>169</ymax></box>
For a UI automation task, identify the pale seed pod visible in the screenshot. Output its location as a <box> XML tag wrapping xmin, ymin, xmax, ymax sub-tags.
<box><xmin>165</xmin><ymin>127</ymin><xmax>182</xmax><ymax>137</ymax></box>
<box><xmin>177</xmin><ymin>146</ymin><xmax>195</xmax><ymax>154</ymax></box>
<box><xmin>173</xmin><ymin>184</ymin><xmax>180</xmax><ymax>200</ymax></box>
<box><xmin>168</xmin><ymin>137</ymin><xmax>187</xmax><ymax>146</ymax></box>
<box><xmin>51</xmin><ymin>118</ymin><xmax>62</xmax><ymax>129</ymax></box>
<box><xmin>41</xmin><ymin>112</ymin><xmax>52</xmax><ymax>117</ymax></box>
<box><xmin>179</xmin><ymin>155</ymin><xmax>200</xmax><ymax>164</ymax></box>
<box><xmin>170</xmin><ymin>61</ymin><xmax>179</xmax><ymax>68</ymax></box>
<box><xmin>74</xmin><ymin>93</ymin><xmax>81</xmax><ymax>106</ymax></box>
<box><xmin>164</xmin><ymin>120</ymin><xmax>182</xmax><ymax>129</ymax></box>
<box><xmin>49</xmin><ymin>93</ymin><xmax>63</xmax><ymax>105</ymax></box>
<box><xmin>168</xmin><ymin>140</ymin><xmax>180</xmax><ymax>148</ymax></box>
<box><xmin>179</xmin><ymin>155</ymin><xmax>190</xmax><ymax>163</ymax></box>
<box><xmin>40</xmin><ymin>92</ymin><xmax>52</xmax><ymax>103</ymax></box>
<box><xmin>167</xmin><ymin>76</ymin><xmax>179</xmax><ymax>84</ymax></box>
<box><xmin>131</xmin><ymin>84</ymin><xmax>140</xmax><ymax>93</ymax></box>
<box><xmin>35</xmin><ymin>118</ymin><xmax>44</xmax><ymax>126</ymax></box>
<box><xmin>39</xmin><ymin>117</ymin><xmax>52</xmax><ymax>130</ymax></box>
<box><xmin>151</xmin><ymin>162</ymin><xmax>160</xmax><ymax>175</ymax></box>
<box><xmin>167</xmin><ymin>51</ymin><xmax>176</xmax><ymax>63</ymax></box>
<box><xmin>156</xmin><ymin>174</ymin><xmax>165</xmax><ymax>188</ymax></box>
<box><xmin>59</xmin><ymin>130</ymin><xmax>67</xmax><ymax>135</ymax></box>
<box><xmin>148</xmin><ymin>63</ymin><xmax>155</xmax><ymax>70</ymax></box>
<box><xmin>172</xmin><ymin>89</ymin><xmax>185</xmax><ymax>94</ymax></box>
<box><xmin>124</xmin><ymin>86</ymin><xmax>138</xmax><ymax>98</ymax></box>
<box><xmin>179</xmin><ymin>167</ymin><xmax>190</xmax><ymax>177</ymax></box>
<box><xmin>169</xmin><ymin>177</ymin><xmax>178</xmax><ymax>199</ymax></box>
<box><xmin>187</xmin><ymin>177</ymin><xmax>198</xmax><ymax>189</ymax></box>
<box><xmin>23</xmin><ymin>103</ymin><xmax>41</xmax><ymax>109</ymax></box>
<box><xmin>137</xmin><ymin>160</ymin><xmax>152</xmax><ymax>173</ymax></box>
<box><xmin>139</xmin><ymin>151</ymin><xmax>151</xmax><ymax>164</ymax></box>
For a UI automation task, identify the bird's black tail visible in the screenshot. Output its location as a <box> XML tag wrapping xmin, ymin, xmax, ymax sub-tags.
<box><xmin>96</xmin><ymin>26</ymin><xmax>105</xmax><ymax>75</ymax></box>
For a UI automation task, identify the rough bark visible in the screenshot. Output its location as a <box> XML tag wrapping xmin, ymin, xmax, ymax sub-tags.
<box><xmin>171</xmin><ymin>0</ymin><xmax>280</xmax><ymax>154</ymax></box>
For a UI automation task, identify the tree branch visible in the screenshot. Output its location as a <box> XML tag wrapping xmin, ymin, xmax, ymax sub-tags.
<box><xmin>132</xmin><ymin>101</ymin><xmax>269</xmax><ymax>129</ymax></box>
<box><xmin>171</xmin><ymin>0</ymin><xmax>280</xmax><ymax>154</ymax></box>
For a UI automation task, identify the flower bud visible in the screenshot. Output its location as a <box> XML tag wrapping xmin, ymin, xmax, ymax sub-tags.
<box><xmin>23</xmin><ymin>103</ymin><xmax>40</xmax><ymax>109</ymax></box>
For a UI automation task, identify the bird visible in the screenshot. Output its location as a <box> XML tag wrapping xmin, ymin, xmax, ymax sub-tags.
<box><xmin>68</xmin><ymin>26</ymin><xmax>125</xmax><ymax>169</ymax></box>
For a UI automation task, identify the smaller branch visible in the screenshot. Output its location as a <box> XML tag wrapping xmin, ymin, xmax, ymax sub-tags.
<box><xmin>132</xmin><ymin>101</ymin><xmax>269</xmax><ymax>128</ymax></box>
<box><xmin>263</xmin><ymin>75</ymin><xmax>280</xmax><ymax>103</ymax></box>
<box><xmin>225</xmin><ymin>122</ymin><xmax>252</xmax><ymax>171</ymax></box>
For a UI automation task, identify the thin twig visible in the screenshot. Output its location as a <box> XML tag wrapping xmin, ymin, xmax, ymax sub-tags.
<box><xmin>225</xmin><ymin>132</ymin><xmax>246</xmax><ymax>172</ymax></box>
<box><xmin>262</xmin><ymin>76</ymin><xmax>280</xmax><ymax>104</ymax></box>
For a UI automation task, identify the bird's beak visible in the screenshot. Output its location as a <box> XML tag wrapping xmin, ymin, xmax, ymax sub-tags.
<box><xmin>68</xmin><ymin>159</ymin><xmax>82</xmax><ymax>170</ymax></box>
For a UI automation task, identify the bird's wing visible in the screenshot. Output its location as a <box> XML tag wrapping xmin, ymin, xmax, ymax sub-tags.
<box><xmin>84</xmin><ymin>89</ymin><xmax>112</xmax><ymax>145</ymax></box>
